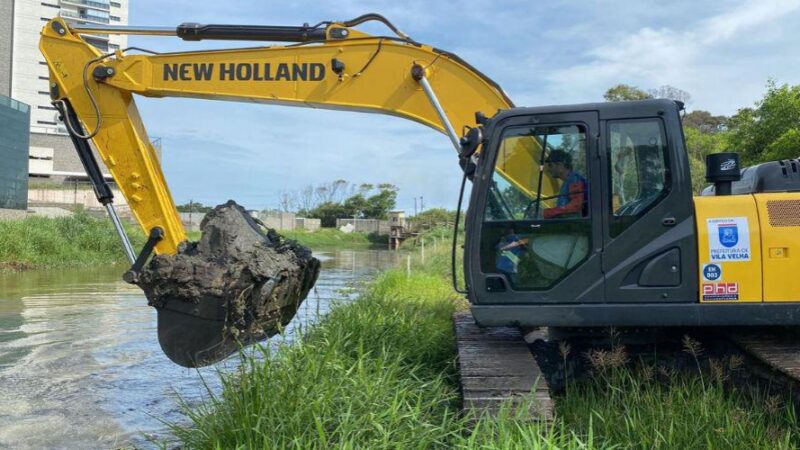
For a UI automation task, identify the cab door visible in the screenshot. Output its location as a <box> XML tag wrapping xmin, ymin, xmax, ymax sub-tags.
<box><xmin>466</xmin><ymin>110</ymin><xmax>605</xmax><ymax>305</ymax></box>
<box><xmin>599</xmin><ymin>110</ymin><xmax>697</xmax><ymax>303</ymax></box>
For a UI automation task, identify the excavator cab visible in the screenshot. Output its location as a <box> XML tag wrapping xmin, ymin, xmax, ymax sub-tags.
<box><xmin>467</xmin><ymin>100</ymin><xmax>700</xmax><ymax>326</ymax></box>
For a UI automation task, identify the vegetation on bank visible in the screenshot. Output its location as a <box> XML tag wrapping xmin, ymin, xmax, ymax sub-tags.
<box><xmin>170</xmin><ymin>242</ymin><xmax>800</xmax><ymax>448</ymax></box>
<box><xmin>280</xmin><ymin>228</ymin><xmax>385</xmax><ymax>248</ymax></box>
<box><xmin>0</xmin><ymin>212</ymin><xmax>380</xmax><ymax>271</ymax></box>
<box><xmin>0</xmin><ymin>210</ymin><xmax>143</xmax><ymax>271</ymax></box>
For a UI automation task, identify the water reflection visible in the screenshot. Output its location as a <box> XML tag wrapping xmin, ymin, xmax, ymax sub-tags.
<box><xmin>0</xmin><ymin>248</ymin><xmax>398</xmax><ymax>449</ymax></box>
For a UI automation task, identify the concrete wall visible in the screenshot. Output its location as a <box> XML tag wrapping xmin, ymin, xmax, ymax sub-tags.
<box><xmin>28</xmin><ymin>206</ymin><xmax>73</xmax><ymax>218</ymax></box>
<box><xmin>0</xmin><ymin>207</ymin><xmax>27</xmax><ymax>221</ymax></box>
<box><xmin>336</xmin><ymin>218</ymin><xmax>391</xmax><ymax>234</ymax></box>
<box><xmin>295</xmin><ymin>217</ymin><xmax>320</xmax><ymax>231</ymax></box>
<box><xmin>259</xmin><ymin>211</ymin><xmax>295</xmax><ymax>231</ymax></box>
<box><xmin>28</xmin><ymin>187</ymin><xmax>128</xmax><ymax>209</ymax></box>
<box><xmin>179</xmin><ymin>211</ymin><xmax>204</xmax><ymax>232</ymax></box>
<box><xmin>28</xmin><ymin>132</ymin><xmax>115</xmax><ymax>176</ymax></box>
<box><xmin>179</xmin><ymin>211</ymin><xmax>317</xmax><ymax>232</ymax></box>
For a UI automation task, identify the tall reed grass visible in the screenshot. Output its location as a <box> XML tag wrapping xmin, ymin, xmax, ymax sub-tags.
<box><xmin>0</xmin><ymin>210</ymin><xmax>143</xmax><ymax>270</ymax></box>
<box><xmin>169</xmin><ymin>235</ymin><xmax>800</xmax><ymax>449</ymax></box>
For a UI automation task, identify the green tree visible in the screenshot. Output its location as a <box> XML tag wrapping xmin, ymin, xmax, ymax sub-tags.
<box><xmin>307</xmin><ymin>201</ymin><xmax>350</xmax><ymax>227</ymax></box>
<box><xmin>409</xmin><ymin>208</ymin><xmax>457</xmax><ymax>228</ymax></box>
<box><xmin>342</xmin><ymin>193</ymin><xmax>368</xmax><ymax>218</ymax></box>
<box><xmin>647</xmin><ymin>85</ymin><xmax>692</xmax><ymax>105</ymax></box>
<box><xmin>176</xmin><ymin>201</ymin><xmax>213</xmax><ymax>213</ymax></box>
<box><xmin>726</xmin><ymin>81</ymin><xmax>800</xmax><ymax>164</ymax></box>
<box><xmin>362</xmin><ymin>184</ymin><xmax>398</xmax><ymax>219</ymax></box>
<box><xmin>684</xmin><ymin>127</ymin><xmax>728</xmax><ymax>193</ymax></box>
<box><xmin>683</xmin><ymin>110</ymin><xmax>728</xmax><ymax>133</ymax></box>
<box><xmin>304</xmin><ymin>182</ymin><xmax>399</xmax><ymax>226</ymax></box>
<box><xmin>603</xmin><ymin>84</ymin><xmax>652</xmax><ymax>102</ymax></box>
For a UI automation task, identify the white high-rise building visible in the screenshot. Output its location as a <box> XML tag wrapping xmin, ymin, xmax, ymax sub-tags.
<box><xmin>1</xmin><ymin>0</ymin><xmax>130</xmax><ymax>180</ymax></box>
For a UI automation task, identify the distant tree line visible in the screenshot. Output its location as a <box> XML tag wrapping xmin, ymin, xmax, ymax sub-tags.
<box><xmin>176</xmin><ymin>201</ymin><xmax>213</xmax><ymax>213</ymax></box>
<box><xmin>604</xmin><ymin>81</ymin><xmax>800</xmax><ymax>192</ymax></box>
<box><xmin>279</xmin><ymin>181</ymin><xmax>399</xmax><ymax>227</ymax></box>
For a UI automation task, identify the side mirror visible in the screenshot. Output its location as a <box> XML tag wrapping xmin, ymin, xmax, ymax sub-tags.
<box><xmin>459</xmin><ymin>126</ymin><xmax>483</xmax><ymax>158</ymax></box>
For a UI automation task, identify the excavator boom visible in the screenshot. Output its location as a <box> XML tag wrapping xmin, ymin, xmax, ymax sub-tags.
<box><xmin>39</xmin><ymin>16</ymin><xmax>514</xmax><ymax>255</ymax></box>
<box><xmin>39</xmin><ymin>14</ymin><xmax>524</xmax><ymax>366</ymax></box>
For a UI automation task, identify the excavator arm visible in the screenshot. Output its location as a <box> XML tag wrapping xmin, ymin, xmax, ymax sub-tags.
<box><xmin>39</xmin><ymin>15</ymin><xmax>515</xmax><ymax>256</ymax></box>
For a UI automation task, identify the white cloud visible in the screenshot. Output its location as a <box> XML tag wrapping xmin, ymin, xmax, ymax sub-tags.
<box><xmin>543</xmin><ymin>0</ymin><xmax>800</xmax><ymax>112</ymax></box>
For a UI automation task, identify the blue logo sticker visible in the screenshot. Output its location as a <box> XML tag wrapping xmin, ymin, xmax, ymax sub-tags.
<box><xmin>718</xmin><ymin>225</ymin><xmax>738</xmax><ymax>248</ymax></box>
<box><xmin>703</xmin><ymin>264</ymin><xmax>721</xmax><ymax>281</ymax></box>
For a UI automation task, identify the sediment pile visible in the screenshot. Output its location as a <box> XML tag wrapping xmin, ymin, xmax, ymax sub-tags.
<box><xmin>136</xmin><ymin>200</ymin><xmax>320</xmax><ymax>367</ymax></box>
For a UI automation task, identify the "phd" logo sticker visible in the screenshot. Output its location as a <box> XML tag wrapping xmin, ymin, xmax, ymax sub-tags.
<box><xmin>702</xmin><ymin>282</ymin><xmax>739</xmax><ymax>301</ymax></box>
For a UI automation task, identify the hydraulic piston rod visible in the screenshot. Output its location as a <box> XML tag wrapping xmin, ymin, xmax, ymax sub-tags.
<box><xmin>66</xmin><ymin>23</ymin><xmax>328</xmax><ymax>42</ymax></box>
<box><xmin>56</xmin><ymin>100</ymin><xmax>136</xmax><ymax>264</ymax></box>
<box><xmin>411</xmin><ymin>65</ymin><xmax>462</xmax><ymax>154</ymax></box>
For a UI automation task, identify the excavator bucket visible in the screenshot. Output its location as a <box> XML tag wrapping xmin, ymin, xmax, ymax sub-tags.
<box><xmin>138</xmin><ymin>201</ymin><xmax>320</xmax><ymax>368</ymax></box>
<box><xmin>156</xmin><ymin>294</ymin><xmax>233</xmax><ymax>368</ymax></box>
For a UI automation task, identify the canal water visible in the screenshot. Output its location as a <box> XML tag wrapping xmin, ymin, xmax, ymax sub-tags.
<box><xmin>0</xmin><ymin>248</ymin><xmax>399</xmax><ymax>449</ymax></box>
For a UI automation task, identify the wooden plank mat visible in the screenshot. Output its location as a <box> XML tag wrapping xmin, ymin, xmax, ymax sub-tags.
<box><xmin>453</xmin><ymin>312</ymin><xmax>553</xmax><ymax>420</ymax></box>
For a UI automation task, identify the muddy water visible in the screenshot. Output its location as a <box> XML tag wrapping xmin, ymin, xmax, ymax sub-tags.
<box><xmin>0</xmin><ymin>248</ymin><xmax>399</xmax><ymax>449</ymax></box>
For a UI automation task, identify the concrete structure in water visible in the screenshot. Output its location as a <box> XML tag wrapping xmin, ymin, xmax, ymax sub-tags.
<box><xmin>0</xmin><ymin>0</ymin><xmax>129</xmax><ymax>182</ymax></box>
<box><xmin>0</xmin><ymin>95</ymin><xmax>30</xmax><ymax>218</ymax></box>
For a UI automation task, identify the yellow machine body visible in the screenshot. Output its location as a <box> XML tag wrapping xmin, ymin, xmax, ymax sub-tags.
<box><xmin>695</xmin><ymin>193</ymin><xmax>800</xmax><ymax>303</ymax></box>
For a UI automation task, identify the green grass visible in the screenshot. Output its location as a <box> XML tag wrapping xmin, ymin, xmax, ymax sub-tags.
<box><xmin>169</xmin><ymin>242</ymin><xmax>800</xmax><ymax>449</ymax></box>
<box><xmin>558</xmin><ymin>365</ymin><xmax>798</xmax><ymax>449</ymax></box>
<box><xmin>168</xmin><ymin>264</ymin><xmax>590</xmax><ymax>449</ymax></box>
<box><xmin>0</xmin><ymin>210</ymin><xmax>144</xmax><ymax>270</ymax></box>
<box><xmin>281</xmin><ymin>228</ymin><xmax>385</xmax><ymax>248</ymax></box>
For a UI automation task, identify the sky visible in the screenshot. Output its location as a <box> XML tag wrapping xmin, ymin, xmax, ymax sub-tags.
<box><xmin>128</xmin><ymin>0</ymin><xmax>800</xmax><ymax>213</ymax></box>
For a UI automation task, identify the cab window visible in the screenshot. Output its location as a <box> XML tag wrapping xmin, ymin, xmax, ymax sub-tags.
<box><xmin>480</xmin><ymin>124</ymin><xmax>591</xmax><ymax>290</ymax></box>
<box><xmin>608</xmin><ymin>119</ymin><xmax>670</xmax><ymax>237</ymax></box>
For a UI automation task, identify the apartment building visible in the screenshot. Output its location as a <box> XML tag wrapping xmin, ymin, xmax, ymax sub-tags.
<box><xmin>1</xmin><ymin>0</ymin><xmax>129</xmax><ymax>181</ymax></box>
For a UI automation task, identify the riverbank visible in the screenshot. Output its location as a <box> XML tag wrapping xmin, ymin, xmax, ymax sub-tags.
<box><xmin>0</xmin><ymin>214</ymin><xmax>385</xmax><ymax>271</ymax></box>
<box><xmin>281</xmin><ymin>228</ymin><xmax>385</xmax><ymax>248</ymax></box>
<box><xmin>0</xmin><ymin>211</ymin><xmax>143</xmax><ymax>271</ymax></box>
<box><xmin>170</xmin><ymin>243</ymin><xmax>800</xmax><ymax>448</ymax></box>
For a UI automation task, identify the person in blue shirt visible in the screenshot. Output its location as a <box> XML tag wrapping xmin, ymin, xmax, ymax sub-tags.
<box><xmin>543</xmin><ymin>150</ymin><xmax>588</xmax><ymax>219</ymax></box>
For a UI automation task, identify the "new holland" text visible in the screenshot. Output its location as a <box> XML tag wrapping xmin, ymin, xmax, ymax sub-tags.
<box><xmin>163</xmin><ymin>63</ymin><xmax>326</xmax><ymax>81</ymax></box>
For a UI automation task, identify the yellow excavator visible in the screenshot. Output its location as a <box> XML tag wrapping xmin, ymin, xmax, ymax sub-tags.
<box><xmin>39</xmin><ymin>14</ymin><xmax>800</xmax><ymax>367</ymax></box>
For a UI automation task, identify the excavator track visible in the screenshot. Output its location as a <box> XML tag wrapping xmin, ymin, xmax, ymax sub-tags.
<box><xmin>722</xmin><ymin>328</ymin><xmax>800</xmax><ymax>382</ymax></box>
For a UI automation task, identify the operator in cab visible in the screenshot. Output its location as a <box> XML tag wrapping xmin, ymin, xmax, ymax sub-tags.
<box><xmin>542</xmin><ymin>150</ymin><xmax>588</xmax><ymax>219</ymax></box>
